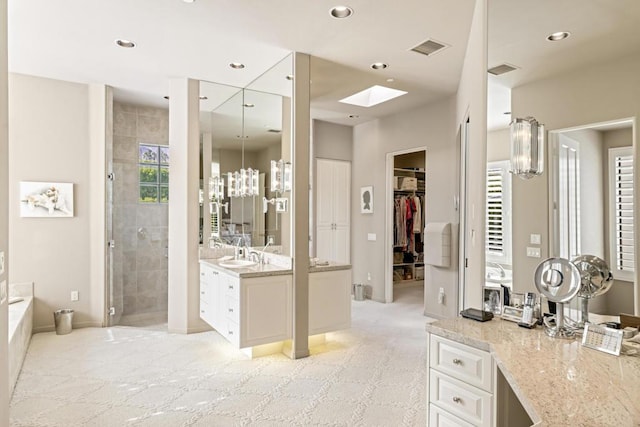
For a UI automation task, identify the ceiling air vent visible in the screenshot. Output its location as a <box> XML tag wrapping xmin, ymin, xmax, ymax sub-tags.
<box><xmin>488</xmin><ymin>63</ymin><xmax>519</xmax><ymax>76</ymax></box>
<box><xmin>410</xmin><ymin>39</ymin><xmax>449</xmax><ymax>57</ymax></box>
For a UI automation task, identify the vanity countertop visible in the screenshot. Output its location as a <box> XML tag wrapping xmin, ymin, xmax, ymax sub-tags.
<box><xmin>199</xmin><ymin>258</ymin><xmax>292</xmax><ymax>278</ymax></box>
<box><xmin>426</xmin><ymin>317</ymin><xmax>640</xmax><ymax>427</ymax></box>
<box><xmin>309</xmin><ymin>262</ymin><xmax>351</xmax><ymax>273</ymax></box>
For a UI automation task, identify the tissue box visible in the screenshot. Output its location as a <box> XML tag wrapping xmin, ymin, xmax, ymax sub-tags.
<box><xmin>399</xmin><ymin>177</ymin><xmax>417</xmax><ymax>191</ymax></box>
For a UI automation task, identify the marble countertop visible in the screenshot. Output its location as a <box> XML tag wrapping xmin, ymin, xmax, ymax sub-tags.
<box><xmin>199</xmin><ymin>258</ymin><xmax>292</xmax><ymax>278</ymax></box>
<box><xmin>200</xmin><ymin>258</ymin><xmax>352</xmax><ymax>278</ymax></box>
<box><xmin>426</xmin><ymin>317</ymin><xmax>640</xmax><ymax>427</ymax></box>
<box><xmin>309</xmin><ymin>262</ymin><xmax>351</xmax><ymax>273</ymax></box>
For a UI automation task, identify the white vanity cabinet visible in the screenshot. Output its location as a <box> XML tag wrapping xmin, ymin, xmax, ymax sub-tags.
<box><xmin>199</xmin><ymin>262</ymin><xmax>292</xmax><ymax>349</ymax></box>
<box><xmin>309</xmin><ymin>269</ymin><xmax>351</xmax><ymax>335</ymax></box>
<box><xmin>427</xmin><ymin>334</ymin><xmax>494</xmax><ymax>427</ymax></box>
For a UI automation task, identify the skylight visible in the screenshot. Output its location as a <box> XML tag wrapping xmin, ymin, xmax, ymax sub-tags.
<box><xmin>339</xmin><ymin>85</ymin><xmax>407</xmax><ymax>108</ymax></box>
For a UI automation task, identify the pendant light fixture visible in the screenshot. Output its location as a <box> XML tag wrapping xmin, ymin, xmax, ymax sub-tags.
<box><xmin>509</xmin><ymin>116</ymin><xmax>545</xmax><ymax>179</ymax></box>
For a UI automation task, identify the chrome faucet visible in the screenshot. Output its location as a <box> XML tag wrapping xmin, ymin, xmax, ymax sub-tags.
<box><xmin>234</xmin><ymin>237</ymin><xmax>245</xmax><ymax>259</ymax></box>
<box><xmin>486</xmin><ymin>261</ymin><xmax>507</xmax><ymax>278</ymax></box>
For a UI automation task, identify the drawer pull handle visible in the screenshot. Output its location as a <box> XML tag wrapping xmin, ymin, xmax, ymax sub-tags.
<box><xmin>228</xmin><ymin>308</ymin><xmax>234</xmax><ymax>313</ymax></box>
<box><xmin>201</xmin><ymin>291</ymin><xmax>205</xmax><ymax>295</ymax></box>
<box><xmin>200</xmin><ymin>272</ymin><xmax>204</xmax><ymax>276</ymax></box>
<box><xmin>228</xmin><ymin>331</ymin><xmax>234</xmax><ymax>335</ymax></box>
<box><xmin>200</xmin><ymin>310</ymin><xmax>204</xmax><ymax>314</ymax></box>
<box><xmin>453</xmin><ymin>358</ymin><xmax>463</xmax><ymax>365</ymax></box>
<box><xmin>452</xmin><ymin>397</ymin><xmax>462</xmax><ymax>404</ymax></box>
<box><xmin>228</xmin><ymin>285</ymin><xmax>234</xmax><ymax>290</ymax></box>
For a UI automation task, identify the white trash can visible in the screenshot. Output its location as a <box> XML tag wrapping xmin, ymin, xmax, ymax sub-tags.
<box><xmin>54</xmin><ymin>309</ymin><xmax>74</xmax><ymax>335</ymax></box>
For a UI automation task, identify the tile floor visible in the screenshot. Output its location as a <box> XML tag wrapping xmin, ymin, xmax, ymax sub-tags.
<box><xmin>10</xmin><ymin>287</ymin><xmax>432</xmax><ymax>426</ymax></box>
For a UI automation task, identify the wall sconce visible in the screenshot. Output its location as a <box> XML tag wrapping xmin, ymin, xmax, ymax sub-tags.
<box><xmin>270</xmin><ymin>159</ymin><xmax>292</xmax><ymax>193</ymax></box>
<box><xmin>510</xmin><ymin>116</ymin><xmax>545</xmax><ymax>179</ymax></box>
<box><xmin>208</xmin><ymin>175</ymin><xmax>224</xmax><ymax>201</ymax></box>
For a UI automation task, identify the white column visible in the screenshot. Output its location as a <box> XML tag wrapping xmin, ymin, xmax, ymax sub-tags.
<box><xmin>168</xmin><ymin>78</ymin><xmax>204</xmax><ymax>334</ymax></box>
<box><xmin>0</xmin><ymin>0</ymin><xmax>9</xmax><ymax>422</ymax></box>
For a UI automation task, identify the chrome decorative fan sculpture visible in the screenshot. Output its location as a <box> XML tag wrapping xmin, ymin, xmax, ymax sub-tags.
<box><xmin>570</xmin><ymin>255</ymin><xmax>614</xmax><ymax>328</ymax></box>
<box><xmin>534</xmin><ymin>258</ymin><xmax>581</xmax><ymax>339</ymax></box>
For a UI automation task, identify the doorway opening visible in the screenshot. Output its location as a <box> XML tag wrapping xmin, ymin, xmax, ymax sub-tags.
<box><xmin>385</xmin><ymin>147</ymin><xmax>427</xmax><ymax>304</ymax></box>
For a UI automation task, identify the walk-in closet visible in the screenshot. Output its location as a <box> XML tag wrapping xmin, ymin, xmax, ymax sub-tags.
<box><xmin>392</xmin><ymin>151</ymin><xmax>426</xmax><ymax>293</ymax></box>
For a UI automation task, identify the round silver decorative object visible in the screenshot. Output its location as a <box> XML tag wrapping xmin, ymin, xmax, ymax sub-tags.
<box><xmin>534</xmin><ymin>257</ymin><xmax>581</xmax><ymax>339</ymax></box>
<box><xmin>570</xmin><ymin>255</ymin><xmax>614</xmax><ymax>328</ymax></box>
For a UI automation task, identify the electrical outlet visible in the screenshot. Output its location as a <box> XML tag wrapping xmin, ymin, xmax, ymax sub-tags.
<box><xmin>268</xmin><ymin>236</ymin><xmax>275</xmax><ymax>245</ymax></box>
<box><xmin>438</xmin><ymin>287</ymin><xmax>445</xmax><ymax>304</ymax></box>
<box><xmin>367</xmin><ymin>272</ymin><xmax>371</xmax><ymax>281</ymax></box>
<box><xmin>71</xmin><ymin>291</ymin><xmax>79</xmax><ymax>301</ymax></box>
<box><xmin>530</xmin><ymin>234</ymin><xmax>541</xmax><ymax>245</ymax></box>
<box><xmin>0</xmin><ymin>251</ymin><xmax>4</xmax><ymax>275</ymax></box>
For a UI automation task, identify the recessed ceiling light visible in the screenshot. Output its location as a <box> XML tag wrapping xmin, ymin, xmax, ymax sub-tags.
<box><xmin>230</xmin><ymin>62</ymin><xmax>245</xmax><ymax>69</ymax></box>
<box><xmin>243</xmin><ymin>103</ymin><xmax>255</xmax><ymax>108</ymax></box>
<box><xmin>348</xmin><ymin>114</ymin><xmax>359</xmax><ymax>119</ymax></box>
<box><xmin>115</xmin><ymin>39</ymin><xmax>136</xmax><ymax>48</ymax></box>
<box><xmin>546</xmin><ymin>31</ymin><xmax>570</xmax><ymax>42</ymax></box>
<box><xmin>371</xmin><ymin>62</ymin><xmax>388</xmax><ymax>70</ymax></box>
<box><xmin>339</xmin><ymin>85</ymin><xmax>407</xmax><ymax>108</ymax></box>
<box><xmin>183</xmin><ymin>0</ymin><xmax>195</xmax><ymax>3</ymax></box>
<box><xmin>330</xmin><ymin>6</ymin><xmax>353</xmax><ymax>19</ymax></box>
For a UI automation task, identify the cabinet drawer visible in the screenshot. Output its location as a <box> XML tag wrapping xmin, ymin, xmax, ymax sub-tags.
<box><xmin>429</xmin><ymin>404</ymin><xmax>475</xmax><ymax>427</ymax></box>
<box><xmin>224</xmin><ymin>319</ymin><xmax>240</xmax><ymax>347</ymax></box>
<box><xmin>200</xmin><ymin>265</ymin><xmax>219</xmax><ymax>283</ymax></box>
<box><xmin>225</xmin><ymin>296</ymin><xmax>240</xmax><ymax>323</ymax></box>
<box><xmin>430</xmin><ymin>370</ymin><xmax>492</xmax><ymax>427</ymax></box>
<box><xmin>430</xmin><ymin>334</ymin><xmax>492</xmax><ymax>392</ymax></box>
<box><xmin>225</xmin><ymin>277</ymin><xmax>240</xmax><ymax>298</ymax></box>
<box><xmin>200</xmin><ymin>281</ymin><xmax>211</xmax><ymax>300</ymax></box>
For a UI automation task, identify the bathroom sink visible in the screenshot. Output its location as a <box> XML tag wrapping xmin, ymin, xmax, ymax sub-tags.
<box><xmin>219</xmin><ymin>259</ymin><xmax>257</xmax><ymax>269</ymax></box>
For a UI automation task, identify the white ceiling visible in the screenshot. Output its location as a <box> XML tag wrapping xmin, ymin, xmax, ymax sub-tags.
<box><xmin>8</xmin><ymin>0</ymin><xmax>640</xmax><ymax>132</ymax></box>
<box><xmin>8</xmin><ymin>0</ymin><xmax>475</xmax><ymax>126</ymax></box>
<box><xmin>487</xmin><ymin>0</ymin><xmax>640</xmax><ymax>130</ymax></box>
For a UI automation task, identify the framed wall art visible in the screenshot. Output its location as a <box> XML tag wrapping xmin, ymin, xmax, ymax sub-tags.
<box><xmin>19</xmin><ymin>182</ymin><xmax>74</xmax><ymax>218</ymax></box>
<box><xmin>360</xmin><ymin>186</ymin><xmax>373</xmax><ymax>214</ymax></box>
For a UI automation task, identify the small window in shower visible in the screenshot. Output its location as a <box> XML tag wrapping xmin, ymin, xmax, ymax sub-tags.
<box><xmin>139</xmin><ymin>144</ymin><xmax>170</xmax><ymax>203</ymax></box>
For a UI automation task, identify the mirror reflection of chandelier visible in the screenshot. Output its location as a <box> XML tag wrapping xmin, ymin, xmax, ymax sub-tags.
<box><xmin>510</xmin><ymin>116</ymin><xmax>545</xmax><ymax>179</ymax></box>
<box><xmin>227</xmin><ymin>168</ymin><xmax>260</xmax><ymax>198</ymax></box>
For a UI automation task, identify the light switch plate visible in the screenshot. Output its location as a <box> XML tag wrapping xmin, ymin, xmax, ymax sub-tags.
<box><xmin>530</xmin><ymin>234</ymin><xmax>541</xmax><ymax>245</ymax></box>
<box><xmin>367</xmin><ymin>233</ymin><xmax>376</xmax><ymax>241</ymax></box>
<box><xmin>526</xmin><ymin>247</ymin><xmax>541</xmax><ymax>258</ymax></box>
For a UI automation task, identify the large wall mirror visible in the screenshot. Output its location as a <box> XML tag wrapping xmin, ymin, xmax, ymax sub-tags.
<box><xmin>486</xmin><ymin>0</ymin><xmax>640</xmax><ymax>315</ymax></box>
<box><xmin>199</xmin><ymin>54</ymin><xmax>293</xmax><ymax>255</ymax></box>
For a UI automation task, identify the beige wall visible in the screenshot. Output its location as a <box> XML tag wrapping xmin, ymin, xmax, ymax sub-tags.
<box><xmin>487</xmin><ymin>128</ymin><xmax>509</xmax><ymax>162</ymax></box>
<box><xmin>313</xmin><ymin>120</ymin><xmax>353</xmax><ymax>161</ymax></box>
<box><xmin>352</xmin><ymin>96</ymin><xmax>458</xmax><ymax>317</ymax></box>
<box><xmin>8</xmin><ymin>73</ymin><xmax>104</xmax><ymax>332</ymax></box>
<box><xmin>511</xmin><ymin>54</ymin><xmax>640</xmax><ymax>314</ymax></box>
<box><xmin>1</xmin><ymin>0</ymin><xmax>9</xmax><ymax>420</ymax></box>
<box><xmin>456</xmin><ymin>0</ymin><xmax>488</xmax><ymax>310</ymax></box>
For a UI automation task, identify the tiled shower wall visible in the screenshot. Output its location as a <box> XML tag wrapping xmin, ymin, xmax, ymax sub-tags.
<box><xmin>112</xmin><ymin>103</ymin><xmax>169</xmax><ymax>318</ymax></box>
